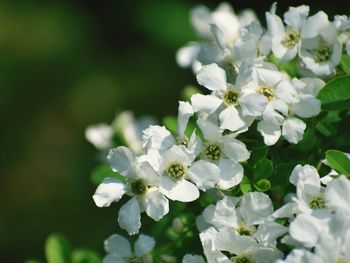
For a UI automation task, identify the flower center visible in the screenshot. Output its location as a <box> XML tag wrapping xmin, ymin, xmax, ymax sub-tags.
<box><xmin>236</xmin><ymin>226</ymin><xmax>252</xmax><ymax>236</ymax></box>
<box><xmin>130</xmin><ymin>179</ymin><xmax>148</xmax><ymax>196</ymax></box>
<box><xmin>281</xmin><ymin>29</ymin><xmax>300</xmax><ymax>48</ymax></box>
<box><xmin>309</xmin><ymin>194</ymin><xmax>325</xmax><ymax>209</ymax></box>
<box><xmin>314</xmin><ymin>43</ymin><xmax>333</xmax><ymax>62</ymax></box>
<box><xmin>166</xmin><ymin>163</ymin><xmax>186</xmax><ymax>180</ymax></box>
<box><xmin>232</xmin><ymin>254</ymin><xmax>255</xmax><ymax>263</ymax></box>
<box><xmin>223</xmin><ymin>86</ymin><xmax>239</xmax><ymax>106</ymax></box>
<box><xmin>204</xmin><ymin>144</ymin><xmax>222</xmax><ymax>162</ymax></box>
<box><xmin>222</xmin><ymin>129</ymin><xmax>233</xmax><ymax>136</ymax></box>
<box><xmin>257</xmin><ymin>86</ymin><xmax>274</xmax><ymax>101</ymax></box>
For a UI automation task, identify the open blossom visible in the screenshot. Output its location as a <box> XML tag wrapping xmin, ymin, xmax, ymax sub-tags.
<box><xmin>103</xmin><ymin>234</ymin><xmax>155</xmax><ymax>263</ymax></box>
<box><xmin>93</xmin><ymin>146</ymin><xmax>169</xmax><ymax>235</ymax></box>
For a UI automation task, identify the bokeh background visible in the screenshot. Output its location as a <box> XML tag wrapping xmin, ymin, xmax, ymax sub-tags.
<box><xmin>1</xmin><ymin>0</ymin><xmax>349</xmax><ymax>262</ymax></box>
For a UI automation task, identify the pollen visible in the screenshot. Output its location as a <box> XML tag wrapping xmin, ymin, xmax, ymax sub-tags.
<box><xmin>166</xmin><ymin>163</ymin><xmax>186</xmax><ymax>180</ymax></box>
<box><xmin>257</xmin><ymin>86</ymin><xmax>274</xmax><ymax>101</ymax></box>
<box><xmin>281</xmin><ymin>29</ymin><xmax>300</xmax><ymax>48</ymax></box>
<box><xmin>309</xmin><ymin>194</ymin><xmax>326</xmax><ymax>209</ymax></box>
<box><xmin>232</xmin><ymin>254</ymin><xmax>255</xmax><ymax>263</ymax></box>
<box><xmin>204</xmin><ymin>144</ymin><xmax>222</xmax><ymax>162</ymax></box>
<box><xmin>130</xmin><ymin>179</ymin><xmax>148</xmax><ymax>196</ymax></box>
<box><xmin>314</xmin><ymin>43</ymin><xmax>333</xmax><ymax>62</ymax></box>
<box><xmin>223</xmin><ymin>86</ymin><xmax>240</xmax><ymax>106</ymax></box>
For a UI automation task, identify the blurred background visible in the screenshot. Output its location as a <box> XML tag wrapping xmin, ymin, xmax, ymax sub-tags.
<box><xmin>1</xmin><ymin>0</ymin><xmax>349</xmax><ymax>262</ymax></box>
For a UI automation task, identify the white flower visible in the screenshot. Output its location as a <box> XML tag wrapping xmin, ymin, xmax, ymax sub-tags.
<box><xmin>156</xmin><ymin>145</ymin><xmax>220</xmax><ymax>201</ymax></box>
<box><xmin>196</xmin><ymin>118</ymin><xmax>249</xmax><ymax>189</ymax></box>
<box><xmin>93</xmin><ymin>146</ymin><xmax>169</xmax><ymax>235</ymax></box>
<box><xmin>103</xmin><ymin>234</ymin><xmax>155</xmax><ymax>263</ymax></box>
<box><xmin>275</xmin><ymin>249</ymin><xmax>321</xmax><ymax>263</ymax></box>
<box><xmin>266</xmin><ymin>4</ymin><xmax>309</xmax><ymax>63</ymax></box>
<box><xmin>203</xmin><ymin>228</ymin><xmax>283</xmax><ymax>263</ymax></box>
<box><xmin>85</xmin><ymin>123</ymin><xmax>113</xmax><ymax>151</ymax></box>
<box><xmin>299</xmin><ymin>11</ymin><xmax>342</xmax><ymax>77</ymax></box>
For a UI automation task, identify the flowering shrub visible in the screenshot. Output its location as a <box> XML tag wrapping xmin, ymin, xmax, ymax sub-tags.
<box><xmin>30</xmin><ymin>3</ymin><xmax>350</xmax><ymax>263</ymax></box>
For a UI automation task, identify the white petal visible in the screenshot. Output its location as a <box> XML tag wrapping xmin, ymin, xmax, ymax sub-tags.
<box><xmin>345</xmin><ymin>230</ymin><xmax>350</xmax><ymax>262</ymax></box>
<box><xmin>203</xmin><ymin>196</ymin><xmax>240</xmax><ymax>229</ymax></box>
<box><xmin>182</xmin><ymin>254</ymin><xmax>205</xmax><ymax>263</ymax></box>
<box><xmin>282</xmin><ymin>117</ymin><xmax>306</xmax><ymax>144</ymax></box>
<box><xmin>289</xmin><ymin>213</ymin><xmax>324</xmax><ymax>247</ymax></box>
<box><xmin>217</xmin><ymin>159</ymin><xmax>244</xmax><ymax>190</ymax></box>
<box><xmin>85</xmin><ymin>123</ymin><xmax>113</xmax><ymax>150</ymax></box>
<box><xmin>284</xmin><ymin>5</ymin><xmax>309</xmax><ymax>29</ymax></box>
<box><xmin>266</xmin><ymin>12</ymin><xmax>285</xmax><ymax>37</ymax></box>
<box><xmin>103</xmin><ymin>254</ymin><xmax>125</xmax><ymax>263</ymax></box>
<box><xmin>160</xmin><ymin>145</ymin><xmax>193</xmax><ymax>172</ymax></box>
<box><xmin>289</xmin><ymin>164</ymin><xmax>320</xmax><ymax>196</ymax></box>
<box><xmin>187</xmin><ymin>160</ymin><xmax>220</xmax><ymax>190</ymax></box>
<box><xmin>93</xmin><ymin>178</ymin><xmax>126</xmax><ymax>207</ymax></box>
<box><xmin>144</xmin><ymin>190</ymin><xmax>169</xmax><ymax>221</ymax></box>
<box><xmin>222</xmin><ymin>136</ymin><xmax>250</xmax><ymax>162</ymax></box>
<box><xmin>118</xmin><ymin>197</ymin><xmax>141</xmax><ymax>235</ymax></box>
<box><xmin>292</xmin><ymin>95</ymin><xmax>321</xmax><ymax>118</ymax></box>
<box><xmin>177</xmin><ymin>101</ymin><xmax>194</xmax><ymax>137</ymax></box>
<box><xmin>239</xmin><ymin>192</ymin><xmax>274</xmax><ymax>226</ymax></box>
<box><xmin>325</xmin><ymin>176</ymin><xmax>350</xmax><ymax>214</ymax></box>
<box><xmin>196</xmin><ymin>63</ymin><xmax>227</xmax><ymax>91</ymax></box>
<box><xmin>191</xmin><ymin>94</ymin><xmax>222</xmax><ymax>114</ymax></box>
<box><xmin>104</xmin><ymin>234</ymin><xmax>131</xmax><ymax>257</ymax></box>
<box><xmin>176</xmin><ymin>43</ymin><xmax>200</xmax><ymax>68</ymax></box>
<box><xmin>196</xmin><ymin>118</ymin><xmax>221</xmax><ymax>142</ymax></box>
<box><xmin>190</xmin><ymin>5</ymin><xmax>212</xmax><ymax>38</ymax></box>
<box><xmin>257</xmin><ymin>120</ymin><xmax>281</xmax><ymax>146</ymax></box>
<box><xmin>275</xmin><ymin>80</ymin><xmax>300</xmax><ymax>104</ymax></box>
<box><xmin>301</xmin><ymin>11</ymin><xmax>329</xmax><ymax>39</ymax></box>
<box><xmin>239</xmin><ymin>93</ymin><xmax>268</xmax><ymax>117</ymax></box>
<box><xmin>219</xmin><ymin>106</ymin><xmax>246</xmax><ymax>132</ymax></box>
<box><xmin>134</xmin><ymin>234</ymin><xmax>155</xmax><ymax>257</ymax></box>
<box><xmin>108</xmin><ymin>146</ymin><xmax>136</xmax><ymax>176</ymax></box>
<box><xmin>142</xmin><ymin>125</ymin><xmax>174</xmax><ymax>153</ymax></box>
<box><xmin>161</xmin><ymin>178</ymin><xmax>199</xmax><ymax>202</ymax></box>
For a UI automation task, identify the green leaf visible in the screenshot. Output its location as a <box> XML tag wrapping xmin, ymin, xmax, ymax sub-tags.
<box><xmin>325</xmin><ymin>150</ymin><xmax>350</xmax><ymax>176</ymax></box>
<box><xmin>317</xmin><ymin>75</ymin><xmax>350</xmax><ymax>111</ymax></box>
<box><xmin>162</xmin><ymin>115</ymin><xmax>177</xmax><ymax>134</ymax></box>
<box><xmin>45</xmin><ymin>234</ymin><xmax>72</xmax><ymax>263</ymax></box>
<box><xmin>90</xmin><ymin>163</ymin><xmax>125</xmax><ymax>185</ymax></box>
<box><xmin>72</xmin><ymin>249</ymin><xmax>101</xmax><ymax>263</ymax></box>
<box><xmin>340</xmin><ymin>55</ymin><xmax>350</xmax><ymax>75</ymax></box>
<box><xmin>249</xmin><ymin>146</ymin><xmax>268</xmax><ymax>166</ymax></box>
<box><xmin>254</xmin><ymin>159</ymin><xmax>273</xmax><ymax>181</ymax></box>
<box><xmin>254</xmin><ymin>179</ymin><xmax>271</xmax><ymax>192</ymax></box>
<box><xmin>239</xmin><ymin>176</ymin><xmax>252</xmax><ymax>193</ymax></box>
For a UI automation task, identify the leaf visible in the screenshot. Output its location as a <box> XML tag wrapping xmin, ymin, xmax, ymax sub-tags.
<box><xmin>340</xmin><ymin>55</ymin><xmax>350</xmax><ymax>75</ymax></box>
<box><xmin>325</xmin><ymin>150</ymin><xmax>350</xmax><ymax>176</ymax></box>
<box><xmin>249</xmin><ymin>146</ymin><xmax>268</xmax><ymax>166</ymax></box>
<box><xmin>239</xmin><ymin>176</ymin><xmax>252</xmax><ymax>193</ymax></box>
<box><xmin>317</xmin><ymin>75</ymin><xmax>350</xmax><ymax>111</ymax></box>
<box><xmin>254</xmin><ymin>179</ymin><xmax>271</xmax><ymax>192</ymax></box>
<box><xmin>90</xmin><ymin>163</ymin><xmax>125</xmax><ymax>185</ymax></box>
<box><xmin>45</xmin><ymin>234</ymin><xmax>72</xmax><ymax>263</ymax></box>
<box><xmin>254</xmin><ymin>159</ymin><xmax>273</xmax><ymax>181</ymax></box>
<box><xmin>72</xmin><ymin>249</ymin><xmax>101</xmax><ymax>263</ymax></box>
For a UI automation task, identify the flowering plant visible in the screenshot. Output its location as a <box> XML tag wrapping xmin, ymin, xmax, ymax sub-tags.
<box><xmin>87</xmin><ymin>3</ymin><xmax>350</xmax><ymax>263</ymax></box>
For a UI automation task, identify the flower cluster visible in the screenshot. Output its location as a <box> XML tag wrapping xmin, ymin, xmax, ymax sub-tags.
<box><xmin>86</xmin><ymin>3</ymin><xmax>350</xmax><ymax>263</ymax></box>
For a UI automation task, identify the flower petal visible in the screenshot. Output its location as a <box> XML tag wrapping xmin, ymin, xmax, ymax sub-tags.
<box><xmin>196</xmin><ymin>118</ymin><xmax>221</xmax><ymax>142</ymax></box>
<box><xmin>196</xmin><ymin>63</ymin><xmax>227</xmax><ymax>91</ymax></box>
<box><xmin>219</xmin><ymin>106</ymin><xmax>246</xmax><ymax>132</ymax></box>
<box><xmin>161</xmin><ymin>178</ymin><xmax>199</xmax><ymax>202</ymax></box>
<box><xmin>134</xmin><ymin>234</ymin><xmax>156</xmax><ymax>257</ymax></box>
<box><xmin>107</xmin><ymin>146</ymin><xmax>136</xmax><ymax>176</ymax></box>
<box><xmin>217</xmin><ymin>159</ymin><xmax>244</xmax><ymax>190</ymax></box>
<box><xmin>144</xmin><ymin>190</ymin><xmax>169</xmax><ymax>221</ymax></box>
<box><xmin>222</xmin><ymin>136</ymin><xmax>250</xmax><ymax>162</ymax></box>
<box><xmin>93</xmin><ymin>178</ymin><xmax>126</xmax><ymax>207</ymax></box>
<box><xmin>191</xmin><ymin>94</ymin><xmax>222</xmax><ymax>114</ymax></box>
<box><xmin>187</xmin><ymin>160</ymin><xmax>220</xmax><ymax>190</ymax></box>
<box><xmin>282</xmin><ymin>117</ymin><xmax>306</xmax><ymax>144</ymax></box>
<box><xmin>118</xmin><ymin>197</ymin><xmax>141</xmax><ymax>235</ymax></box>
<box><xmin>104</xmin><ymin>234</ymin><xmax>131</xmax><ymax>257</ymax></box>
<box><xmin>257</xmin><ymin>120</ymin><xmax>281</xmax><ymax>146</ymax></box>
<box><xmin>177</xmin><ymin>101</ymin><xmax>194</xmax><ymax>137</ymax></box>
